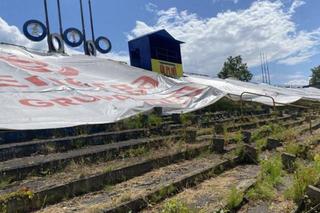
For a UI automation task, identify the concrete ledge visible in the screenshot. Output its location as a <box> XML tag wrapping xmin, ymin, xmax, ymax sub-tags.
<box><xmin>0</xmin><ymin>135</ymin><xmax>182</xmax><ymax>181</ymax></box>
<box><xmin>104</xmin><ymin>157</ymin><xmax>241</xmax><ymax>213</ymax></box>
<box><xmin>281</xmin><ymin>152</ymin><xmax>296</xmax><ymax>173</ymax></box>
<box><xmin>0</xmin><ymin>144</ymin><xmax>211</xmax><ymax>213</ymax></box>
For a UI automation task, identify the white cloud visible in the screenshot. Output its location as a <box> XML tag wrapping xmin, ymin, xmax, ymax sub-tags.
<box><xmin>129</xmin><ymin>0</ymin><xmax>320</xmax><ymax>76</ymax></box>
<box><xmin>145</xmin><ymin>2</ymin><xmax>158</xmax><ymax>13</ymax></box>
<box><xmin>213</xmin><ymin>0</ymin><xmax>239</xmax><ymax>4</ymax></box>
<box><xmin>0</xmin><ymin>17</ymin><xmax>47</xmax><ymax>51</ymax></box>
<box><xmin>288</xmin><ymin>0</ymin><xmax>305</xmax><ymax>14</ymax></box>
<box><xmin>285</xmin><ymin>79</ymin><xmax>309</xmax><ymax>86</ymax></box>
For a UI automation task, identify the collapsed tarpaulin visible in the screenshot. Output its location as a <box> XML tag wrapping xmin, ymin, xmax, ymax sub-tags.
<box><xmin>0</xmin><ymin>44</ymin><xmax>225</xmax><ymax>130</ymax></box>
<box><xmin>184</xmin><ymin>75</ymin><xmax>320</xmax><ymax>106</ymax></box>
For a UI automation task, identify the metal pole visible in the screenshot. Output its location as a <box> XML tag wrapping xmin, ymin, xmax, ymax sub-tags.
<box><xmin>88</xmin><ymin>0</ymin><xmax>95</xmax><ymax>41</ymax></box>
<box><xmin>44</xmin><ymin>0</ymin><xmax>51</xmax><ymax>51</ymax></box>
<box><xmin>57</xmin><ymin>0</ymin><xmax>63</xmax><ymax>36</ymax></box>
<box><xmin>266</xmin><ymin>55</ymin><xmax>271</xmax><ymax>85</ymax></box>
<box><xmin>79</xmin><ymin>0</ymin><xmax>87</xmax><ymax>53</ymax></box>
<box><xmin>260</xmin><ymin>52</ymin><xmax>265</xmax><ymax>83</ymax></box>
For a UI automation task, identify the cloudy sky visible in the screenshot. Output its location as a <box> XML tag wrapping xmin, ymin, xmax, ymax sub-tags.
<box><xmin>0</xmin><ymin>0</ymin><xmax>319</xmax><ymax>86</ymax></box>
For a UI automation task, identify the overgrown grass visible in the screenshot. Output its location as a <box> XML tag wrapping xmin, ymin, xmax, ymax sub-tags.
<box><xmin>247</xmin><ymin>155</ymin><xmax>283</xmax><ymax>200</ymax></box>
<box><xmin>256</xmin><ymin>138</ymin><xmax>267</xmax><ymax>152</ymax></box>
<box><xmin>122</xmin><ymin>146</ymin><xmax>150</xmax><ymax>158</ymax></box>
<box><xmin>251</xmin><ymin>124</ymin><xmax>283</xmax><ymax>142</ymax></box>
<box><xmin>180</xmin><ymin>113</ymin><xmax>192</xmax><ymax>126</ymax></box>
<box><xmin>285</xmin><ymin>156</ymin><xmax>320</xmax><ymax>202</ymax></box>
<box><xmin>148</xmin><ymin>114</ymin><xmax>162</xmax><ymax>127</ymax></box>
<box><xmin>161</xmin><ymin>199</ymin><xmax>195</xmax><ymax>213</ymax></box>
<box><xmin>226</xmin><ymin>186</ymin><xmax>244</xmax><ymax>210</ymax></box>
<box><xmin>122</xmin><ymin>114</ymin><xmax>144</xmax><ymax>129</ymax></box>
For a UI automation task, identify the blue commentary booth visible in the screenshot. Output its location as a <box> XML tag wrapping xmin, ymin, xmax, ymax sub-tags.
<box><xmin>128</xmin><ymin>29</ymin><xmax>184</xmax><ymax>78</ymax></box>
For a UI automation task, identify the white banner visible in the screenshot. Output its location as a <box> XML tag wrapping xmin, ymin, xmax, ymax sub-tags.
<box><xmin>184</xmin><ymin>75</ymin><xmax>320</xmax><ymax>106</ymax></box>
<box><xmin>0</xmin><ymin>45</ymin><xmax>225</xmax><ymax>130</ymax></box>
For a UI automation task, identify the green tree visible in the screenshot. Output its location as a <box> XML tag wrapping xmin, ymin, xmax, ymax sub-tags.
<box><xmin>309</xmin><ymin>65</ymin><xmax>320</xmax><ymax>85</ymax></box>
<box><xmin>218</xmin><ymin>55</ymin><xmax>253</xmax><ymax>82</ymax></box>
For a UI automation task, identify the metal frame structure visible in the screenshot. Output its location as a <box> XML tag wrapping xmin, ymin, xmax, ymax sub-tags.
<box><xmin>240</xmin><ymin>91</ymin><xmax>315</xmax><ymax>133</ymax></box>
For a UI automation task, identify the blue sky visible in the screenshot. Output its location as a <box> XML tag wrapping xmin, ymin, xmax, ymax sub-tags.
<box><xmin>0</xmin><ymin>0</ymin><xmax>319</xmax><ymax>86</ymax></box>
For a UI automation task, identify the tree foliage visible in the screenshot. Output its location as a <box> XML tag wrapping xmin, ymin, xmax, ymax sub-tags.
<box><xmin>309</xmin><ymin>65</ymin><xmax>320</xmax><ymax>85</ymax></box>
<box><xmin>218</xmin><ymin>55</ymin><xmax>253</xmax><ymax>82</ymax></box>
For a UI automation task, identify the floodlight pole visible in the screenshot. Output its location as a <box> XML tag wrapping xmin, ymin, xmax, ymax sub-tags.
<box><xmin>43</xmin><ymin>0</ymin><xmax>51</xmax><ymax>50</ymax></box>
<box><xmin>88</xmin><ymin>0</ymin><xmax>95</xmax><ymax>41</ymax></box>
<box><xmin>57</xmin><ymin>0</ymin><xmax>63</xmax><ymax>36</ymax></box>
<box><xmin>79</xmin><ymin>0</ymin><xmax>87</xmax><ymax>53</ymax></box>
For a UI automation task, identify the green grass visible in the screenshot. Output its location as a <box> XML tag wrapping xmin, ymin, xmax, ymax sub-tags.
<box><xmin>284</xmin><ymin>161</ymin><xmax>320</xmax><ymax>202</ymax></box>
<box><xmin>148</xmin><ymin>114</ymin><xmax>163</xmax><ymax>127</ymax></box>
<box><xmin>260</xmin><ymin>155</ymin><xmax>283</xmax><ymax>185</ymax></box>
<box><xmin>161</xmin><ymin>199</ymin><xmax>195</xmax><ymax>213</ymax></box>
<box><xmin>272</xmin><ymin>128</ymin><xmax>297</xmax><ymax>142</ymax></box>
<box><xmin>256</xmin><ymin>138</ymin><xmax>267</xmax><ymax>152</ymax></box>
<box><xmin>251</xmin><ymin>124</ymin><xmax>283</xmax><ymax>142</ymax></box>
<box><xmin>246</xmin><ymin>155</ymin><xmax>282</xmax><ymax>200</ymax></box>
<box><xmin>247</xmin><ymin>181</ymin><xmax>275</xmax><ymax>200</ymax></box>
<box><xmin>226</xmin><ymin>186</ymin><xmax>244</xmax><ymax>210</ymax></box>
<box><xmin>180</xmin><ymin>113</ymin><xmax>192</xmax><ymax>126</ymax></box>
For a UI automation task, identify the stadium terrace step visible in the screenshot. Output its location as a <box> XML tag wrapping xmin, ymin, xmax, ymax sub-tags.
<box><xmin>0</xmin><ymin>114</ymin><xmax>295</xmax><ymax>162</ymax></box>
<box><xmin>37</xmin><ymin>152</ymin><xmax>241</xmax><ymax>213</ymax></box>
<box><xmin>0</xmin><ymin>135</ymin><xmax>184</xmax><ymax>181</ymax></box>
<box><xmin>0</xmin><ymin>116</ymin><xmax>316</xmax><ymax>213</ymax></box>
<box><xmin>0</xmin><ymin>110</ymin><xmax>274</xmax><ymax>144</ymax></box>
<box><xmin>0</xmin><ymin>141</ymin><xmax>229</xmax><ymax>213</ymax></box>
<box><xmin>144</xmin><ymin>165</ymin><xmax>259</xmax><ymax>212</ymax></box>
<box><xmin>0</xmin><ymin>128</ymin><xmax>148</xmax><ymax>161</ymax></box>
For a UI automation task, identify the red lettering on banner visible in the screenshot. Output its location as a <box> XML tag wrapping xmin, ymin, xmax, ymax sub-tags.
<box><xmin>0</xmin><ymin>55</ymin><xmax>51</xmax><ymax>73</ymax></box>
<box><xmin>65</xmin><ymin>78</ymin><xmax>88</xmax><ymax>87</ymax></box>
<box><xmin>0</xmin><ymin>55</ymin><xmax>80</xmax><ymax>77</ymax></box>
<box><xmin>25</xmin><ymin>76</ymin><xmax>48</xmax><ymax>87</ymax></box>
<box><xmin>48</xmin><ymin>78</ymin><xmax>65</xmax><ymax>86</ymax></box>
<box><xmin>96</xmin><ymin>96</ymin><xmax>113</xmax><ymax>101</ymax></box>
<box><xmin>72</xmin><ymin>95</ymin><xmax>99</xmax><ymax>103</ymax></box>
<box><xmin>0</xmin><ymin>75</ymin><xmax>28</xmax><ymax>88</ymax></box>
<box><xmin>58</xmin><ymin>67</ymin><xmax>79</xmax><ymax>77</ymax></box>
<box><xmin>113</xmin><ymin>95</ymin><xmax>130</xmax><ymax>101</ymax></box>
<box><xmin>111</xmin><ymin>84</ymin><xmax>146</xmax><ymax>95</ymax></box>
<box><xmin>19</xmin><ymin>99</ymin><xmax>54</xmax><ymax>107</ymax></box>
<box><xmin>132</xmin><ymin>76</ymin><xmax>159</xmax><ymax>89</ymax></box>
<box><xmin>92</xmin><ymin>83</ymin><xmax>107</xmax><ymax>89</ymax></box>
<box><xmin>51</xmin><ymin>98</ymin><xmax>80</xmax><ymax>106</ymax></box>
<box><xmin>169</xmin><ymin>86</ymin><xmax>203</xmax><ymax>98</ymax></box>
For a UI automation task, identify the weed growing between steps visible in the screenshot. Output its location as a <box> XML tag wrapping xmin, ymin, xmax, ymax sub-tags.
<box><xmin>225</xmin><ymin>186</ymin><xmax>244</xmax><ymax>210</ymax></box>
<box><xmin>285</xmin><ymin>155</ymin><xmax>320</xmax><ymax>202</ymax></box>
<box><xmin>0</xmin><ymin>188</ymin><xmax>34</xmax><ymax>212</ymax></box>
<box><xmin>247</xmin><ymin>155</ymin><xmax>283</xmax><ymax>200</ymax></box>
<box><xmin>251</xmin><ymin>124</ymin><xmax>283</xmax><ymax>142</ymax></box>
<box><xmin>161</xmin><ymin>199</ymin><xmax>196</xmax><ymax>213</ymax></box>
<box><xmin>180</xmin><ymin>113</ymin><xmax>193</xmax><ymax>126</ymax></box>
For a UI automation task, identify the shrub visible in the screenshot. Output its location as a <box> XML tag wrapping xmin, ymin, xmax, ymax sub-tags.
<box><xmin>226</xmin><ymin>186</ymin><xmax>243</xmax><ymax>210</ymax></box>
